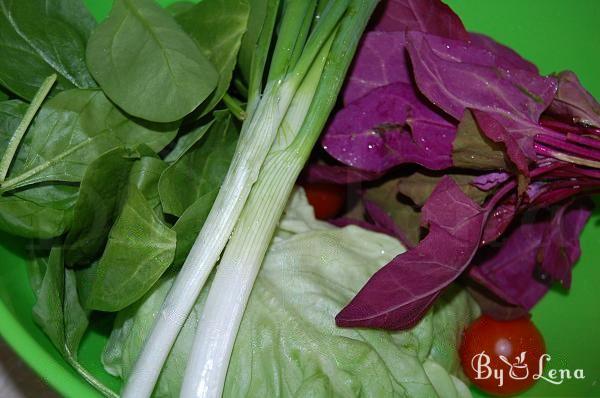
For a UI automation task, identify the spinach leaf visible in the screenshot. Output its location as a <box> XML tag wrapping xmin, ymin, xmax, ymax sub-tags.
<box><xmin>172</xmin><ymin>189</ymin><xmax>218</xmax><ymax>266</ymax></box>
<box><xmin>163</xmin><ymin>120</ymin><xmax>214</xmax><ymax>163</ymax></box>
<box><xmin>166</xmin><ymin>1</ymin><xmax>194</xmax><ymax>16</ymax></box>
<box><xmin>0</xmin><ymin>193</ymin><xmax>73</xmax><ymax>238</ymax></box>
<box><xmin>13</xmin><ymin>184</ymin><xmax>78</xmax><ymax>209</ymax></box>
<box><xmin>86</xmin><ymin>0</ymin><xmax>218</xmax><ymax>123</ymax></box>
<box><xmin>1</xmin><ymin>89</ymin><xmax>177</xmax><ymax>191</ymax></box>
<box><xmin>0</xmin><ymin>100</ymin><xmax>74</xmax><ymax>238</ymax></box>
<box><xmin>128</xmin><ymin>156</ymin><xmax>168</xmax><ymax>216</ymax></box>
<box><xmin>65</xmin><ymin>147</ymin><xmax>168</xmax><ymax>267</ymax></box>
<box><xmin>65</xmin><ymin>148</ymin><xmax>138</xmax><ymax>266</ymax></box>
<box><xmin>159</xmin><ymin>111</ymin><xmax>238</xmax><ymax>217</ymax></box>
<box><xmin>0</xmin><ymin>90</ymin><xmax>7</xmax><ymax>101</ymax></box>
<box><xmin>31</xmin><ymin>246</ymin><xmax>117</xmax><ymax>397</ymax></box>
<box><xmin>0</xmin><ymin>99</ymin><xmax>80</xmax><ymax>210</ymax></box>
<box><xmin>78</xmin><ymin>184</ymin><xmax>176</xmax><ymax>312</ymax></box>
<box><xmin>0</xmin><ymin>0</ymin><xmax>96</xmax><ymax>100</ymax></box>
<box><xmin>32</xmin><ymin>246</ymin><xmax>88</xmax><ymax>360</ymax></box>
<box><xmin>176</xmin><ymin>0</ymin><xmax>250</xmax><ymax>116</ymax></box>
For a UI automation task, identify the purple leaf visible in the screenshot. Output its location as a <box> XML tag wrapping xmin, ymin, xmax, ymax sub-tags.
<box><xmin>470</xmin><ymin>200</ymin><xmax>592</xmax><ymax>309</ymax></box>
<box><xmin>470</xmin><ymin>221</ymin><xmax>552</xmax><ymax>309</ymax></box>
<box><xmin>469</xmin><ymin>33</ymin><xmax>538</xmax><ymax>73</ymax></box>
<box><xmin>466</xmin><ymin>284</ymin><xmax>530</xmax><ymax>321</ymax></box>
<box><xmin>301</xmin><ymin>163</ymin><xmax>381</xmax><ymax>184</ymax></box>
<box><xmin>323</xmin><ymin>82</ymin><xmax>456</xmax><ymax>173</ymax></box>
<box><xmin>538</xmin><ymin>199</ymin><xmax>593</xmax><ymax>288</ymax></box>
<box><xmin>330</xmin><ymin>217</ymin><xmax>394</xmax><ymax>237</ymax></box>
<box><xmin>481</xmin><ymin>196</ymin><xmax>517</xmax><ymax>245</ymax></box>
<box><xmin>472</xmin><ymin>172</ymin><xmax>511</xmax><ymax>191</ymax></box>
<box><xmin>406</xmin><ymin>31</ymin><xmax>557</xmax><ymax>165</ymax></box>
<box><xmin>371</xmin><ymin>0</ymin><xmax>469</xmax><ymax>41</ymax></box>
<box><xmin>343</xmin><ymin>32</ymin><xmax>411</xmax><ymax>105</ymax></box>
<box><xmin>336</xmin><ymin>177</ymin><xmax>486</xmax><ymax>329</ymax></box>
<box><xmin>547</xmin><ymin>70</ymin><xmax>600</xmax><ymax>128</ymax></box>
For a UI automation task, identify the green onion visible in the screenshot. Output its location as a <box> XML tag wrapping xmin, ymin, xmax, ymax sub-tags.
<box><xmin>121</xmin><ymin>2</ymin><xmax>379</xmax><ymax>397</ymax></box>
<box><xmin>180</xmin><ymin>2</ymin><xmax>380</xmax><ymax>397</ymax></box>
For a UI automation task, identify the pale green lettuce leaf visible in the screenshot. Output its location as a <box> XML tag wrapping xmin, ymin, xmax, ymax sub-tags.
<box><xmin>102</xmin><ymin>189</ymin><xmax>478</xmax><ymax>398</ymax></box>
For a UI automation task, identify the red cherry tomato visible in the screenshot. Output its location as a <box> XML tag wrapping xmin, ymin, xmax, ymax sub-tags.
<box><xmin>460</xmin><ymin>315</ymin><xmax>546</xmax><ymax>396</ymax></box>
<box><xmin>303</xmin><ymin>182</ymin><xmax>346</xmax><ymax>220</ymax></box>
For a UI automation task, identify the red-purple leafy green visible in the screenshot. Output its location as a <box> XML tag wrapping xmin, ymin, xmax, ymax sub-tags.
<box><xmin>470</xmin><ymin>200</ymin><xmax>592</xmax><ymax>309</ymax></box>
<box><xmin>406</xmin><ymin>31</ymin><xmax>557</xmax><ymax>165</ymax></box>
<box><xmin>323</xmin><ymin>82</ymin><xmax>455</xmax><ymax>173</ymax></box>
<box><xmin>343</xmin><ymin>32</ymin><xmax>411</xmax><ymax>105</ymax></box>
<box><xmin>302</xmin><ymin>162</ymin><xmax>381</xmax><ymax>184</ymax></box>
<box><xmin>468</xmin><ymin>33</ymin><xmax>538</xmax><ymax>74</ymax></box>
<box><xmin>547</xmin><ymin>71</ymin><xmax>600</xmax><ymax>128</ymax></box>
<box><xmin>371</xmin><ymin>0</ymin><xmax>469</xmax><ymax>41</ymax></box>
<box><xmin>336</xmin><ymin>177</ymin><xmax>487</xmax><ymax>329</ymax></box>
<box><xmin>306</xmin><ymin>0</ymin><xmax>600</xmax><ymax>330</ymax></box>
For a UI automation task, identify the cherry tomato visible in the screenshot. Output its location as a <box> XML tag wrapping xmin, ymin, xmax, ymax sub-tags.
<box><xmin>303</xmin><ymin>182</ymin><xmax>346</xmax><ymax>220</ymax></box>
<box><xmin>460</xmin><ymin>315</ymin><xmax>546</xmax><ymax>396</ymax></box>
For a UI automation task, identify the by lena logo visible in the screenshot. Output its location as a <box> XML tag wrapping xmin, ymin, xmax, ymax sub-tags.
<box><xmin>471</xmin><ymin>351</ymin><xmax>585</xmax><ymax>387</ymax></box>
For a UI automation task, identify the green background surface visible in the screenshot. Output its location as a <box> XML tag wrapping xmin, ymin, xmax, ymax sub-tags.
<box><xmin>0</xmin><ymin>0</ymin><xmax>599</xmax><ymax>397</ymax></box>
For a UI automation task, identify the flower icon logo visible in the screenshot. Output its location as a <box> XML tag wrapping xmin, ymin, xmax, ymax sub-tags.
<box><xmin>499</xmin><ymin>351</ymin><xmax>530</xmax><ymax>380</ymax></box>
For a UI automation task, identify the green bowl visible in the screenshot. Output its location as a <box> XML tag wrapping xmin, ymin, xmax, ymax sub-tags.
<box><xmin>1</xmin><ymin>1</ymin><xmax>599</xmax><ymax>397</ymax></box>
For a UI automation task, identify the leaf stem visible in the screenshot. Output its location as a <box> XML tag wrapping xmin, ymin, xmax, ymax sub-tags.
<box><xmin>66</xmin><ymin>355</ymin><xmax>118</xmax><ymax>398</ymax></box>
<box><xmin>232</xmin><ymin>77</ymin><xmax>248</xmax><ymax>98</ymax></box>
<box><xmin>0</xmin><ymin>74</ymin><xmax>56</xmax><ymax>182</ymax></box>
<box><xmin>222</xmin><ymin>93</ymin><xmax>247</xmax><ymax>121</ymax></box>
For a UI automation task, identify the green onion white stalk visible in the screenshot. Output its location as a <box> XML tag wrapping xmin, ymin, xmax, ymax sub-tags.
<box><xmin>180</xmin><ymin>1</ymin><xmax>380</xmax><ymax>397</ymax></box>
<box><xmin>179</xmin><ymin>35</ymin><xmax>332</xmax><ymax>398</ymax></box>
<box><xmin>121</xmin><ymin>2</ymin><xmax>354</xmax><ymax>397</ymax></box>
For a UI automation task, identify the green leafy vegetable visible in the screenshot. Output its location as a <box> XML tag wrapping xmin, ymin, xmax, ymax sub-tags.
<box><xmin>171</xmin><ymin>189</ymin><xmax>218</xmax><ymax>266</ymax></box>
<box><xmin>237</xmin><ymin>0</ymin><xmax>278</xmax><ymax>95</ymax></box>
<box><xmin>163</xmin><ymin>120</ymin><xmax>214</xmax><ymax>163</ymax></box>
<box><xmin>0</xmin><ymin>89</ymin><xmax>177</xmax><ymax>192</ymax></box>
<box><xmin>103</xmin><ymin>191</ymin><xmax>478</xmax><ymax>398</ymax></box>
<box><xmin>30</xmin><ymin>246</ymin><xmax>117</xmax><ymax>398</ymax></box>
<box><xmin>0</xmin><ymin>74</ymin><xmax>56</xmax><ymax>182</ymax></box>
<box><xmin>65</xmin><ymin>148</ymin><xmax>138</xmax><ymax>266</ymax></box>
<box><xmin>78</xmin><ymin>184</ymin><xmax>176</xmax><ymax>312</ymax></box>
<box><xmin>0</xmin><ymin>0</ymin><xmax>97</xmax><ymax>100</ymax></box>
<box><xmin>0</xmin><ymin>193</ymin><xmax>73</xmax><ymax>238</ymax></box>
<box><xmin>166</xmin><ymin>1</ymin><xmax>194</xmax><ymax>16</ymax></box>
<box><xmin>86</xmin><ymin>0</ymin><xmax>218</xmax><ymax>123</ymax></box>
<box><xmin>176</xmin><ymin>0</ymin><xmax>250</xmax><ymax>116</ymax></box>
<box><xmin>0</xmin><ymin>100</ymin><xmax>74</xmax><ymax>238</ymax></box>
<box><xmin>128</xmin><ymin>156</ymin><xmax>168</xmax><ymax>216</ymax></box>
<box><xmin>159</xmin><ymin>111</ymin><xmax>238</xmax><ymax>217</ymax></box>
